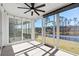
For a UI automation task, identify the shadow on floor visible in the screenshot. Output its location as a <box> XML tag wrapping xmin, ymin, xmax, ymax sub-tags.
<box><xmin>1</xmin><ymin>46</ymin><xmax>15</xmax><ymax>56</ymax></box>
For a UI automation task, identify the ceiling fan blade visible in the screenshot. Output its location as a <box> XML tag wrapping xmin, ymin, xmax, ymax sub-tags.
<box><xmin>18</xmin><ymin>7</ymin><xmax>29</xmax><ymax>9</ymax></box>
<box><xmin>24</xmin><ymin>3</ymin><xmax>31</xmax><ymax>8</ymax></box>
<box><xmin>31</xmin><ymin>3</ymin><xmax>35</xmax><ymax>8</ymax></box>
<box><xmin>35</xmin><ymin>4</ymin><xmax>45</xmax><ymax>8</ymax></box>
<box><xmin>24</xmin><ymin>9</ymin><xmax>31</xmax><ymax>14</ymax></box>
<box><xmin>34</xmin><ymin>10</ymin><xmax>40</xmax><ymax>16</ymax></box>
<box><xmin>35</xmin><ymin>9</ymin><xmax>45</xmax><ymax>12</ymax></box>
<box><xmin>31</xmin><ymin>11</ymin><xmax>33</xmax><ymax>16</ymax></box>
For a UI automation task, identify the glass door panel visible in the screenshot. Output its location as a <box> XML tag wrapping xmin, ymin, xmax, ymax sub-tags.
<box><xmin>9</xmin><ymin>18</ymin><xmax>22</xmax><ymax>43</ymax></box>
<box><xmin>23</xmin><ymin>20</ymin><xmax>31</xmax><ymax>40</ymax></box>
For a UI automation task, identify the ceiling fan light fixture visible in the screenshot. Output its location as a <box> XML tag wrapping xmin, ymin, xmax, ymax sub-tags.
<box><xmin>17</xmin><ymin>3</ymin><xmax>45</xmax><ymax>16</ymax></box>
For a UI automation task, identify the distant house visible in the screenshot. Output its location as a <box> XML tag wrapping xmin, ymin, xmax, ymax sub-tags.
<box><xmin>60</xmin><ymin>26</ymin><xmax>79</xmax><ymax>36</ymax></box>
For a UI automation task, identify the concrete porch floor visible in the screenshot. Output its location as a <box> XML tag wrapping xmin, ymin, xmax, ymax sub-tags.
<box><xmin>1</xmin><ymin>41</ymin><xmax>74</xmax><ymax>56</ymax></box>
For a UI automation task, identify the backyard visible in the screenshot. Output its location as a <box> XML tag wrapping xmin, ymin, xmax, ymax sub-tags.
<box><xmin>35</xmin><ymin>35</ymin><xmax>79</xmax><ymax>55</ymax></box>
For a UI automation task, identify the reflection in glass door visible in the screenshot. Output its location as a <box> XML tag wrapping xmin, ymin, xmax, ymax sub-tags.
<box><xmin>9</xmin><ymin>18</ymin><xmax>22</xmax><ymax>43</ymax></box>
<box><xmin>23</xmin><ymin>20</ymin><xmax>31</xmax><ymax>40</ymax></box>
<box><xmin>9</xmin><ymin>18</ymin><xmax>31</xmax><ymax>43</ymax></box>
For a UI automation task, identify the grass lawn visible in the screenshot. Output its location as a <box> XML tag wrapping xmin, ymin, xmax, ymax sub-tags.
<box><xmin>35</xmin><ymin>36</ymin><xmax>79</xmax><ymax>55</ymax></box>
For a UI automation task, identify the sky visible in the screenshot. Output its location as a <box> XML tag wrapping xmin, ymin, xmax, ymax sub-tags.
<box><xmin>35</xmin><ymin>7</ymin><xmax>79</xmax><ymax>27</ymax></box>
<box><xmin>35</xmin><ymin>19</ymin><xmax>42</xmax><ymax>27</ymax></box>
<box><xmin>60</xmin><ymin>7</ymin><xmax>79</xmax><ymax>26</ymax></box>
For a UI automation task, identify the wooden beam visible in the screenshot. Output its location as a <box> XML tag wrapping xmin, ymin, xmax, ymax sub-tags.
<box><xmin>43</xmin><ymin>3</ymin><xmax>79</xmax><ymax>18</ymax></box>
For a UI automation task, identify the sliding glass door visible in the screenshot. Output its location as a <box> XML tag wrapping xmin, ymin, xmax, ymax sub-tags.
<box><xmin>9</xmin><ymin>18</ymin><xmax>31</xmax><ymax>43</ymax></box>
<box><xmin>23</xmin><ymin>20</ymin><xmax>31</xmax><ymax>40</ymax></box>
<box><xmin>9</xmin><ymin>18</ymin><xmax>22</xmax><ymax>43</ymax></box>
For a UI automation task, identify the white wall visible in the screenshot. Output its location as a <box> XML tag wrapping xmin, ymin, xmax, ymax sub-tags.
<box><xmin>31</xmin><ymin>20</ymin><xmax>35</xmax><ymax>40</ymax></box>
<box><xmin>0</xmin><ymin>4</ymin><xmax>10</xmax><ymax>46</ymax></box>
<box><xmin>0</xmin><ymin>7</ymin><xmax>2</xmax><ymax>47</ymax></box>
<box><xmin>2</xmin><ymin>11</ymin><xmax>9</xmax><ymax>46</ymax></box>
<box><xmin>0</xmin><ymin>4</ymin><xmax>34</xmax><ymax>46</ymax></box>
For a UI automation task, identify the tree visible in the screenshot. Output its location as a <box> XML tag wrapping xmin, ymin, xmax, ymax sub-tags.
<box><xmin>73</xmin><ymin>18</ymin><xmax>77</xmax><ymax>26</ymax></box>
<box><xmin>73</xmin><ymin>18</ymin><xmax>78</xmax><ymax>35</ymax></box>
<box><xmin>67</xmin><ymin>19</ymin><xmax>71</xmax><ymax>26</ymax></box>
<box><xmin>77</xmin><ymin>21</ymin><xmax>79</xmax><ymax>26</ymax></box>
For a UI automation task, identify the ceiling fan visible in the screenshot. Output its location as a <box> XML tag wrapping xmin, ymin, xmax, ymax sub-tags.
<box><xmin>17</xmin><ymin>3</ymin><xmax>45</xmax><ymax>16</ymax></box>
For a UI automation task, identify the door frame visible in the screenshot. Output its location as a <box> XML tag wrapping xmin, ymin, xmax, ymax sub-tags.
<box><xmin>8</xmin><ymin>15</ymin><xmax>32</xmax><ymax>45</ymax></box>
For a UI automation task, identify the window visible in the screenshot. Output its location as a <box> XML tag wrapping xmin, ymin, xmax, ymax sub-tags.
<box><xmin>45</xmin><ymin>15</ymin><xmax>56</xmax><ymax>46</ymax></box>
<box><xmin>9</xmin><ymin>18</ymin><xmax>22</xmax><ymax>43</ymax></box>
<box><xmin>35</xmin><ymin>19</ymin><xmax>42</xmax><ymax>42</ymax></box>
<box><xmin>45</xmin><ymin>15</ymin><xmax>56</xmax><ymax>38</ymax></box>
<box><xmin>59</xmin><ymin>7</ymin><xmax>79</xmax><ymax>55</ymax></box>
<box><xmin>60</xmin><ymin>7</ymin><xmax>79</xmax><ymax>41</ymax></box>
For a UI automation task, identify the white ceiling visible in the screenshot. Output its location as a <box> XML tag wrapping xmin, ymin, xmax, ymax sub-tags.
<box><xmin>3</xmin><ymin>3</ymin><xmax>70</xmax><ymax>19</ymax></box>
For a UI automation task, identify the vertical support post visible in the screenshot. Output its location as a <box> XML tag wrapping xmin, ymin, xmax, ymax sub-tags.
<box><xmin>28</xmin><ymin>23</ymin><xmax>29</xmax><ymax>34</ymax></box>
<box><xmin>31</xmin><ymin>20</ymin><xmax>35</xmax><ymax>40</ymax></box>
<box><xmin>21</xmin><ymin>18</ymin><xmax>23</xmax><ymax>41</ymax></box>
<box><xmin>53</xmin><ymin>15</ymin><xmax>56</xmax><ymax>38</ymax></box>
<box><xmin>42</xmin><ymin>19</ymin><xmax>44</xmax><ymax>44</ymax></box>
<box><xmin>52</xmin><ymin>15</ymin><xmax>56</xmax><ymax>46</ymax></box>
<box><xmin>0</xmin><ymin>5</ymin><xmax>2</xmax><ymax>49</ymax></box>
<box><xmin>26</xmin><ymin>23</ymin><xmax>28</xmax><ymax>34</ymax></box>
<box><xmin>27</xmin><ymin>22</ymin><xmax>29</xmax><ymax>34</ymax></box>
<box><xmin>55</xmin><ymin>14</ymin><xmax>60</xmax><ymax>48</ymax></box>
<box><xmin>42</xmin><ymin>18</ymin><xmax>47</xmax><ymax>44</ymax></box>
<box><xmin>41</xmin><ymin>18</ymin><xmax>46</xmax><ymax>44</ymax></box>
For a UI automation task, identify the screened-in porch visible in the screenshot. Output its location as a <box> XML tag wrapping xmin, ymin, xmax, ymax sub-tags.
<box><xmin>0</xmin><ymin>3</ymin><xmax>79</xmax><ymax>56</ymax></box>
